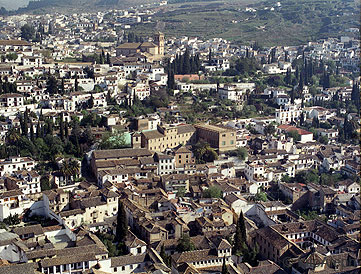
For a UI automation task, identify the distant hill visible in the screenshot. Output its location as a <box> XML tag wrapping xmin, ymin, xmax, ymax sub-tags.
<box><xmin>15</xmin><ymin>0</ymin><xmax>155</xmax><ymax>13</ymax></box>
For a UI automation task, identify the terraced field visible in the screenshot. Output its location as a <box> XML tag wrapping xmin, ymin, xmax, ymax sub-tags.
<box><xmin>131</xmin><ymin>0</ymin><xmax>360</xmax><ymax>46</ymax></box>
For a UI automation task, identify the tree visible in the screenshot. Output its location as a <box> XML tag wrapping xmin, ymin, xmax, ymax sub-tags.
<box><xmin>160</xmin><ymin>245</ymin><xmax>171</xmax><ymax>267</ymax></box>
<box><xmin>59</xmin><ymin>114</ymin><xmax>65</xmax><ymax>141</ymax></box>
<box><xmin>6</xmin><ymin>128</ymin><xmax>21</xmax><ymax>146</ymax></box>
<box><xmin>74</xmin><ymin>77</ymin><xmax>79</xmax><ymax>91</ymax></box>
<box><xmin>46</xmin><ymin>76</ymin><xmax>58</xmax><ymax>95</ymax></box>
<box><xmin>264</xmin><ymin>124</ymin><xmax>276</xmax><ymax>136</ymax></box>
<box><xmin>88</xmin><ymin>94</ymin><xmax>94</xmax><ymax>109</ymax></box>
<box><xmin>99</xmin><ymin>133</ymin><xmax>129</xmax><ymax>150</ymax></box>
<box><xmin>193</xmin><ymin>142</ymin><xmax>218</xmax><ymax>163</ymax></box>
<box><xmin>115</xmin><ymin>201</ymin><xmax>128</xmax><ymax>242</ymax></box>
<box><xmin>300</xmin><ymin>112</ymin><xmax>305</xmax><ymax>126</ymax></box>
<box><xmin>351</xmin><ymin>82</ymin><xmax>360</xmax><ymax>109</ymax></box>
<box><xmin>5</xmin><ymin>53</ymin><xmax>18</xmax><ymax>61</ymax></box>
<box><xmin>203</xmin><ymin>185</ymin><xmax>222</xmax><ymax>198</ymax></box>
<box><xmin>60</xmin><ymin>160</ymin><xmax>73</xmax><ymax>185</ymax></box>
<box><xmin>176</xmin><ymin>187</ymin><xmax>186</xmax><ymax>198</ymax></box>
<box><xmin>221</xmin><ymin>256</ymin><xmax>229</xmax><ymax>274</ymax></box>
<box><xmin>64</xmin><ymin>121</ymin><xmax>69</xmax><ymax>139</ymax></box>
<box><xmin>319</xmin><ymin>135</ymin><xmax>329</xmax><ymax>145</ymax></box>
<box><xmin>236</xmin><ymin>147</ymin><xmax>248</xmax><ymax>161</ymax></box>
<box><xmin>176</xmin><ymin>234</ymin><xmax>195</xmax><ymax>252</ymax></box>
<box><xmin>182</xmin><ymin>48</ymin><xmax>191</xmax><ymax>74</ymax></box>
<box><xmin>233</xmin><ymin>211</ymin><xmax>247</xmax><ymax>256</ymax></box>
<box><xmin>21</xmin><ymin>24</ymin><xmax>35</xmax><ymax>41</ymax></box>
<box><xmin>167</xmin><ymin>69</ymin><xmax>175</xmax><ymax>90</ymax></box>
<box><xmin>106</xmin><ymin>53</ymin><xmax>111</xmax><ymax>65</ymax></box>
<box><xmin>255</xmin><ymin>191</ymin><xmax>267</xmax><ymax>202</ymax></box>
<box><xmin>286</xmin><ymin>130</ymin><xmax>301</xmax><ymax>142</ymax></box>
<box><xmin>208</xmin><ymin>48</ymin><xmax>212</xmax><ymax>64</ymax></box>
<box><xmin>68</xmin><ymin>158</ymin><xmax>80</xmax><ymax>179</ymax></box>
<box><xmin>61</xmin><ymin>78</ymin><xmax>65</xmax><ymax>94</ymax></box>
<box><xmin>3</xmin><ymin>214</ymin><xmax>20</xmax><ymax>226</ymax></box>
<box><xmin>312</xmin><ymin>117</ymin><xmax>320</xmax><ymax>128</ymax></box>
<box><xmin>40</xmin><ymin>175</ymin><xmax>51</xmax><ymax>191</ymax></box>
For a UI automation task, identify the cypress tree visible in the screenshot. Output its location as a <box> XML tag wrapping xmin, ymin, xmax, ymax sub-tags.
<box><xmin>182</xmin><ymin>48</ymin><xmax>191</xmax><ymax>74</ymax></box>
<box><xmin>291</xmin><ymin>89</ymin><xmax>296</xmax><ymax>104</ymax></box>
<box><xmin>351</xmin><ymin>82</ymin><xmax>360</xmax><ymax>109</ymax></box>
<box><xmin>47</xmin><ymin>120</ymin><xmax>53</xmax><ymax>136</ymax></box>
<box><xmin>299</xmin><ymin>70</ymin><xmax>304</xmax><ymax>95</ymax></box>
<box><xmin>106</xmin><ymin>53</ymin><xmax>111</xmax><ymax>65</ymax></box>
<box><xmin>170</xmin><ymin>70</ymin><xmax>175</xmax><ymax>90</ymax></box>
<box><xmin>233</xmin><ymin>211</ymin><xmax>247</xmax><ymax>255</ymax></box>
<box><xmin>179</xmin><ymin>54</ymin><xmax>184</xmax><ymax>74</ymax></box>
<box><xmin>285</xmin><ymin>68</ymin><xmax>291</xmax><ymax>85</ymax></box>
<box><xmin>115</xmin><ymin>201</ymin><xmax>128</xmax><ymax>242</ymax></box>
<box><xmin>20</xmin><ymin>116</ymin><xmax>25</xmax><ymax>136</ymax></box>
<box><xmin>88</xmin><ymin>94</ymin><xmax>94</xmax><ymax>109</ymax></box>
<box><xmin>295</xmin><ymin>66</ymin><xmax>299</xmax><ymax>81</ymax></box>
<box><xmin>61</xmin><ymin>78</ymin><xmax>65</xmax><ymax>94</ymax></box>
<box><xmin>74</xmin><ymin>76</ymin><xmax>79</xmax><ymax>92</ymax></box>
<box><xmin>59</xmin><ymin>113</ymin><xmax>64</xmax><ymax>141</ymax></box>
<box><xmin>30</xmin><ymin>120</ymin><xmax>34</xmax><ymax>142</ymax></box>
<box><xmin>36</xmin><ymin>121</ymin><xmax>40</xmax><ymax>139</ymax></box>
<box><xmin>64</xmin><ymin>121</ymin><xmax>69</xmax><ymax>139</ymax></box>
<box><xmin>221</xmin><ymin>256</ymin><xmax>229</xmax><ymax>274</ymax></box>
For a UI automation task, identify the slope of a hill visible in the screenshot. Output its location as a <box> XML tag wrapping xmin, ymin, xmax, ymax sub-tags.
<box><xmin>131</xmin><ymin>0</ymin><xmax>360</xmax><ymax>46</ymax></box>
<box><xmin>15</xmin><ymin>0</ymin><xmax>156</xmax><ymax>13</ymax></box>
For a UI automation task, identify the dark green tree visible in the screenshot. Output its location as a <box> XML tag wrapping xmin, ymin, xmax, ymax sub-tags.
<box><xmin>208</xmin><ymin>47</ymin><xmax>212</xmax><ymax>64</ymax></box>
<box><xmin>46</xmin><ymin>76</ymin><xmax>58</xmax><ymax>95</ymax></box>
<box><xmin>233</xmin><ymin>211</ymin><xmax>247</xmax><ymax>256</ymax></box>
<box><xmin>160</xmin><ymin>245</ymin><xmax>171</xmax><ymax>267</ymax></box>
<box><xmin>115</xmin><ymin>201</ymin><xmax>128</xmax><ymax>242</ymax></box>
<box><xmin>59</xmin><ymin>114</ymin><xmax>65</xmax><ymax>141</ymax></box>
<box><xmin>30</xmin><ymin>120</ymin><xmax>34</xmax><ymax>142</ymax></box>
<box><xmin>176</xmin><ymin>234</ymin><xmax>195</xmax><ymax>252</ymax></box>
<box><xmin>351</xmin><ymin>82</ymin><xmax>360</xmax><ymax>109</ymax></box>
<box><xmin>64</xmin><ymin>121</ymin><xmax>69</xmax><ymax>139</ymax></box>
<box><xmin>182</xmin><ymin>48</ymin><xmax>191</xmax><ymax>74</ymax></box>
<box><xmin>203</xmin><ymin>185</ymin><xmax>222</xmax><ymax>198</ymax></box>
<box><xmin>88</xmin><ymin>94</ymin><xmax>94</xmax><ymax>109</ymax></box>
<box><xmin>21</xmin><ymin>24</ymin><xmax>35</xmax><ymax>41</ymax></box>
<box><xmin>74</xmin><ymin>77</ymin><xmax>79</xmax><ymax>91</ymax></box>
<box><xmin>106</xmin><ymin>53</ymin><xmax>111</xmax><ymax>64</ymax></box>
<box><xmin>221</xmin><ymin>256</ymin><xmax>229</xmax><ymax>274</ymax></box>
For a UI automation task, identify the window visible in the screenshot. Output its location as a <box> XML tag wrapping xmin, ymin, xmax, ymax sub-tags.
<box><xmin>222</xmin><ymin>141</ymin><xmax>226</xmax><ymax>146</ymax></box>
<box><xmin>114</xmin><ymin>267</ymin><xmax>117</xmax><ymax>272</ymax></box>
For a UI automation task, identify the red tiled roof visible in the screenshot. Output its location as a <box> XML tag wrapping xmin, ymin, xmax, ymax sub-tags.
<box><xmin>278</xmin><ymin>125</ymin><xmax>312</xmax><ymax>136</ymax></box>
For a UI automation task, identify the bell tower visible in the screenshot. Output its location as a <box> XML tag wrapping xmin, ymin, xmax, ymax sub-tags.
<box><xmin>154</xmin><ymin>32</ymin><xmax>164</xmax><ymax>56</ymax></box>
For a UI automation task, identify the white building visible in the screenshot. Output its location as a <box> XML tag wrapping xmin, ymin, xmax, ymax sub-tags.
<box><xmin>0</xmin><ymin>157</ymin><xmax>36</xmax><ymax>176</ymax></box>
<box><xmin>275</xmin><ymin>104</ymin><xmax>302</xmax><ymax>124</ymax></box>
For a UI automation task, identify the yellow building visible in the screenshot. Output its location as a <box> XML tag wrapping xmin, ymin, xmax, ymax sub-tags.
<box><xmin>116</xmin><ymin>32</ymin><xmax>165</xmax><ymax>59</ymax></box>
<box><xmin>195</xmin><ymin>124</ymin><xmax>237</xmax><ymax>153</ymax></box>
<box><xmin>141</xmin><ymin>124</ymin><xmax>196</xmax><ymax>152</ymax></box>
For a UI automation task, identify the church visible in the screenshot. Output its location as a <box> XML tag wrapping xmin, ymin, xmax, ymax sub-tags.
<box><xmin>116</xmin><ymin>32</ymin><xmax>164</xmax><ymax>60</ymax></box>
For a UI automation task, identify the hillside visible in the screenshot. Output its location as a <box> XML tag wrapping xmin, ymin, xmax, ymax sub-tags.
<box><xmin>131</xmin><ymin>0</ymin><xmax>360</xmax><ymax>46</ymax></box>
<box><xmin>15</xmin><ymin>0</ymin><xmax>157</xmax><ymax>13</ymax></box>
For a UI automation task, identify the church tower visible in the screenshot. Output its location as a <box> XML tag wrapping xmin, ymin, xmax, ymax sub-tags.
<box><xmin>154</xmin><ymin>32</ymin><xmax>164</xmax><ymax>56</ymax></box>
